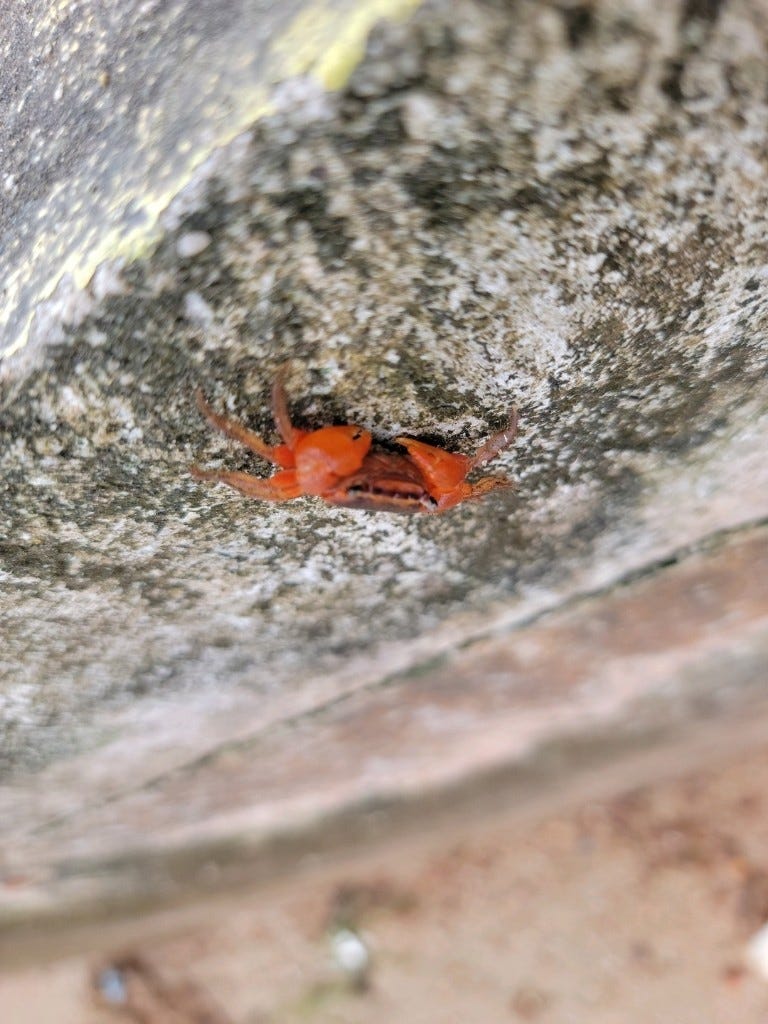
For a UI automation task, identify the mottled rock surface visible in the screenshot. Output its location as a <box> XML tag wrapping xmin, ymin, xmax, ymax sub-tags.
<box><xmin>1</xmin><ymin>0</ymin><xmax>768</xmax><ymax>927</ymax></box>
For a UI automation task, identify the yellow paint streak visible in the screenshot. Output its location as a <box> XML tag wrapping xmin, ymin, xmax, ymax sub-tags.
<box><xmin>3</xmin><ymin>0</ymin><xmax>422</xmax><ymax>360</ymax></box>
<box><xmin>315</xmin><ymin>0</ymin><xmax>421</xmax><ymax>89</ymax></box>
<box><xmin>274</xmin><ymin>0</ymin><xmax>420</xmax><ymax>89</ymax></box>
<box><xmin>1</xmin><ymin>89</ymin><xmax>271</xmax><ymax>360</ymax></box>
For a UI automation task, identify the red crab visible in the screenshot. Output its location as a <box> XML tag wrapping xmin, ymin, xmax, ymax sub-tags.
<box><xmin>191</xmin><ymin>370</ymin><xmax>517</xmax><ymax>514</ymax></box>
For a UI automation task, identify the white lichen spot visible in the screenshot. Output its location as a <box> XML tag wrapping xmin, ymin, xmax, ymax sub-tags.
<box><xmin>58</xmin><ymin>385</ymin><xmax>88</xmax><ymax>420</ymax></box>
<box><xmin>176</xmin><ymin>231</ymin><xmax>212</xmax><ymax>259</ymax></box>
<box><xmin>182</xmin><ymin>291</ymin><xmax>215</xmax><ymax>328</ymax></box>
<box><xmin>86</xmin><ymin>327</ymin><xmax>108</xmax><ymax>347</ymax></box>
<box><xmin>90</xmin><ymin>261</ymin><xmax>128</xmax><ymax>301</ymax></box>
<box><xmin>402</xmin><ymin>92</ymin><xmax>441</xmax><ymax>142</ymax></box>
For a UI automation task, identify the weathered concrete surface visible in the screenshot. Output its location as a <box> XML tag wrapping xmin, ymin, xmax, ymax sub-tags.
<box><xmin>2</xmin><ymin>522</ymin><xmax>767</xmax><ymax>945</ymax></box>
<box><xmin>0</xmin><ymin>0</ymin><xmax>419</xmax><ymax>359</ymax></box>
<box><xmin>5</xmin><ymin>743</ymin><xmax>768</xmax><ymax>1022</ymax></box>
<box><xmin>2</xmin><ymin>0</ymin><xmax>768</xmax><ymax>934</ymax></box>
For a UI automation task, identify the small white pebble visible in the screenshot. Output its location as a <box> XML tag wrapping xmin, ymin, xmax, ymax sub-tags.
<box><xmin>176</xmin><ymin>231</ymin><xmax>212</xmax><ymax>258</ymax></box>
<box><xmin>331</xmin><ymin>928</ymin><xmax>370</xmax><ymax>977</ymax></box>
<box><xmin>96</xmin><ymin>967</ymin><xmax>127</xmax><ymax>1005</ymax></box>
<box><xmin>746</xmin><ymin>921</ymin><xmax>768</xmax><ymax>980</ymax></box>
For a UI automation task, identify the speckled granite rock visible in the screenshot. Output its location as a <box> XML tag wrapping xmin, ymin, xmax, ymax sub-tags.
<box><xmin>1</xmin><ymin>0</ymin><xmax>768</xmax><ymax>926</ymax></box>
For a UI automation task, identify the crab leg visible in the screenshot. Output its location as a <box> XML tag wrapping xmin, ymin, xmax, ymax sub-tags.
<box><xmin>271</xmin><ymin>365</ymin><xmax>302</xmax><ymax>448</ymax></box>
<box><xmin>428</xmin><ymin>474</ymin><xmax>512</xmax><ymax>512</ymax></box>
<box><xmin>469</xmin><ymin>407</ymin><xmax>518</xmax><ymax>469</ymax></box>
<box><xmin>190</xmin><ymin>466</ymin><xmax>303</xmax><ymax>501</ymax></box>
<box><xmin>195</xmin><ymin>390</ymin><xmax>295</xmax><ymax>468</ymax></box>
